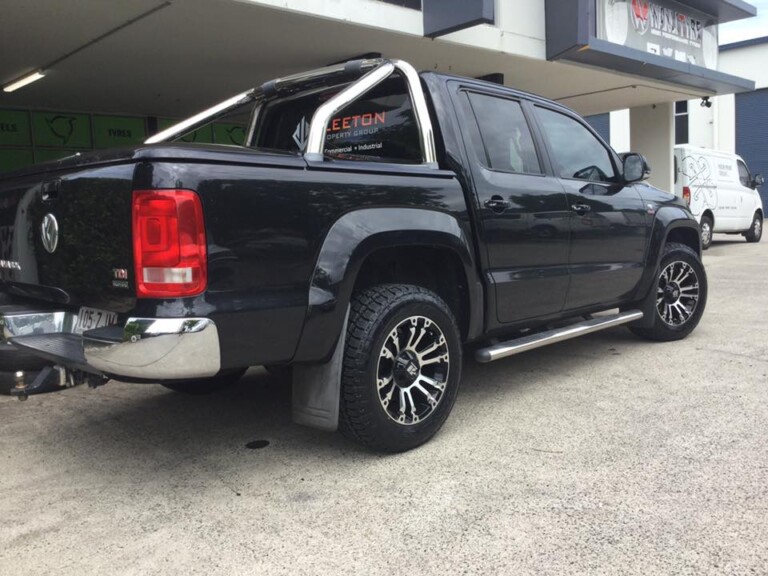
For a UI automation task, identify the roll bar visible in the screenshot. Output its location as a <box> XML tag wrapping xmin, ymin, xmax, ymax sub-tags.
<box><xmin>145</xmin><ymin>59</ymin><xmax>438</xmax><ymax>168</ymax></box>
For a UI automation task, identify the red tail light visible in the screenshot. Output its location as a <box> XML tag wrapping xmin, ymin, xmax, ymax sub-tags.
<box><xmin>132</xmin><ymin>189</ymin><xmax>206</xmax><ymax>298</ymax></box>
<box><xmin>682</xmin><ymin>186</ymin><xmax>691</xmax><ymax>205</ymax></box>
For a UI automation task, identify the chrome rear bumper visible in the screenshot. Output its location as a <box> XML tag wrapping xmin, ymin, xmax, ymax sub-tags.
<box><xmin>84</xmin><ymin>318</ymin><xmax>220</xmax><ymax>379</ymax></box>
<box><xmin>2</xmin><ymin>308</ymin><xmax>221</xmax><ymax>380</ymax></box>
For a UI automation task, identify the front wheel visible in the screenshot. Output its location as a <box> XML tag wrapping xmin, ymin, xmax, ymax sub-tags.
<box><xmin>630</xmin><ymin>242</ymin><xmax>707</xmax><ymax>342</ymax></box>
<box><xmin>744</xmin><ymin>212</ymin><xmax>763</xmax><ymax>243</ymax></box>
<box><xmin>339</xmin><ymin>284</ymin><xmax>462</xmax><ymax>453</ymax></box>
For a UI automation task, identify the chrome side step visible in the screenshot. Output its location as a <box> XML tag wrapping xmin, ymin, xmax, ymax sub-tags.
<box><xmin>474</xmin><ymin>310</ymin><xmax>643</xmax><ymax>363</ymax></box>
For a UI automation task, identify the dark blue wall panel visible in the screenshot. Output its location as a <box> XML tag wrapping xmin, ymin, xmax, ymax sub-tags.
<box><xmin>736</xmin><ymin>89</ymin><xmax>768</xmax><ymax>211</ymax></box>
<box><xmin>584</xmin><ymin>113</ymin><xmax>611</xmax><ymax>145</ymax></box>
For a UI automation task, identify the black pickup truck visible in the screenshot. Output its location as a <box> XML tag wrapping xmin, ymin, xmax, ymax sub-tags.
<box><xmin>0</xmin><ymin>59</ymin><xmax>706</xmax><ymax>452</ymax></box>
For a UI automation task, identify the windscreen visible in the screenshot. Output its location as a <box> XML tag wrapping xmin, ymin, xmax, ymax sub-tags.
<box><xmin>254</xmin><ymin>75</ymin><xmax>421</xmax><ymax>163</ymax></box>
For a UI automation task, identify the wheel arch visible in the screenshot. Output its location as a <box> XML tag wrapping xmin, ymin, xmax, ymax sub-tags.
<box><xmin>293</xmin><ymin>208</ymin><xmax>483</xmax><ymax>363</ymax></box>
<box><xmin>631</xmin><ymin>206</ymin><xmax>701</xmax><ymax>306</ymax></box>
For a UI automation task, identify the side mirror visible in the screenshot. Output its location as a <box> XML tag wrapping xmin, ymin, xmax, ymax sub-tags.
<box><xmin>753</xmin><ymin>174</ymin><xmax>764</xmax><ymax>189</ymax></box>
<box><xmin>622</xmin><ymin>153</ymin><xmax>650</xmax><ymax>183</ymax></box>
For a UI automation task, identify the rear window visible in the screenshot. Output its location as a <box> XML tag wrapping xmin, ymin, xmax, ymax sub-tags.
<box><xmin>253</xmin><ymin>75</ymin><xmax>421</xmax><ymax>163</ymax></box>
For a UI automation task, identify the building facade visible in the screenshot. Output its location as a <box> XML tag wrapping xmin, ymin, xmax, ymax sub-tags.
<box><xmin>1</xmin><ymin>0</ymin><xmax>759</xmax><ymax>194</ymax></box>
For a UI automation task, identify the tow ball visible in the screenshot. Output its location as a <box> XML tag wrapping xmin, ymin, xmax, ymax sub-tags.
<box><xmin>11</xmin><ymin>366</ymin><xmax>107</xmax><ymax>401</ymax></box>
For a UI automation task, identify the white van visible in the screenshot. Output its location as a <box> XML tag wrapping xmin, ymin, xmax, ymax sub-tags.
<box><xmin>674</xmin><ymin>145</ymin><xmax>764</xmax><ymax>250</ymax></box>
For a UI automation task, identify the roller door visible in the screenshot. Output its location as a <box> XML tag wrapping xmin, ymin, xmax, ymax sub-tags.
<box><xmin>736</xmin><ymin>89</ymin><xmax>768</xmax><ymax>210</ymax></box>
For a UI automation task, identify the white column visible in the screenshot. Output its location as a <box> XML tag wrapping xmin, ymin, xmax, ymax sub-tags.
<box><xmin>688</xmin><ymin>99</ymin><xmax>715</xmax><ymax>149</ymax></box>
<box><xmin>715</xmin><ymin>94</ymin><xmax>736</xmax><ymax>153</ymax></box>
<box><xmin>609</xmin><ymin>109</ymin><xmax>630</xmax><ymax>153</ymax></box>
<box><xmin>630</xmin><ymin>102</ymin><xmax>674</xmax><ymax>192</ymax></box>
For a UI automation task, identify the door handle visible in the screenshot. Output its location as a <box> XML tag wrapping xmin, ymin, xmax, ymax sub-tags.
<box><xmin>571</xmin><ymin>203</ymin><xmax>591</xmax><ymax>214</ymax></box>
<box><xmin>484</xmin><ymin>196</ymin><xmax>510</xmax><ymax>212</ymax></box>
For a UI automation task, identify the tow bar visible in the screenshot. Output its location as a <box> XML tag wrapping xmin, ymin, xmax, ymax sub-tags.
<box><xmin>11</xmin><ymin>366</ymin><xmax>107</xmax><ymax>401</ymax></box>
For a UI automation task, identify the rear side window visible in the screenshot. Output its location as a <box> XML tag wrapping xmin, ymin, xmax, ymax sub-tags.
<box><xmin>737</xmin><ymin>160</ymin><xmax>751</xmax><ymax>187</ymax></box>
<box><xmin>465</xmin><ymin>92</ymin><xmax>541</xmax><ymax>174</ymax></box>
<box><xmin>535</xmin><ymin>106</ymin><xmax>617</xmax><ymax>182</ymax></box>
<box><xmin>254</xmin><ymin>75</ymin><xmax>421</xmax><ymax>163</ymax></box>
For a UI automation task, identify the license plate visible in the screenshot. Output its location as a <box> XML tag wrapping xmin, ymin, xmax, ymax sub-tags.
<box><xmin>74</xmin><ymin>307</ymin><xmax>118</xmax><ymax>334</ymax></box>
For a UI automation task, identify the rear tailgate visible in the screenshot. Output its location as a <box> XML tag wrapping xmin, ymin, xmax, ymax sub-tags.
<box><xmin>0</xmin><ymin>160</ymin><xmax>136</xmax><ymax>313</ymax></box>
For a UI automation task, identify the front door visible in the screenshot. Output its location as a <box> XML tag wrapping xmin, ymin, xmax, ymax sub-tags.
<box><xmin>455</xmin><ymin>89</ymin><xmax>571</xmax><ymax>324</ymax></box>
<box><xmin>532</xmin><ymin>105</ymin><xmax>648</xmax><ymax>311</ymax></box>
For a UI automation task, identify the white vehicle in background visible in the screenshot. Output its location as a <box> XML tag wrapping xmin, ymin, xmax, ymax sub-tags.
<box><xmin>674</xmin><ymin>145</ymin><xmax>764</xmax><ymax>250</ymax></box>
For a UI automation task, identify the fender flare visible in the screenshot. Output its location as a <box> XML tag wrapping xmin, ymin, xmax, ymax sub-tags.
<box><xmin>628</xmin><ymin>206</ymin><xmax>701</xmax><ymax>326</ymax></box>
<box><xmin>293</xmin><ymin>207</ymin><xmax>482</xmax><ymax>363</ymax></box>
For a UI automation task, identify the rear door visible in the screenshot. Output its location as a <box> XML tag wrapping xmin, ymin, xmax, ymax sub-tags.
<box><xmin>531</xmin><ymin>105</ymin><xmax>648</xmax><ymax>311</ymax></box>
<box><xmin>453</xmin><ymin>87</ymin><xmax>571</xmax><ymax>324</ymax></box>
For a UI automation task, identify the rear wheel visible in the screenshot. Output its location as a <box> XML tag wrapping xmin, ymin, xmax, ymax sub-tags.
<box><xmin>339</xmin><ymin>284</ymin><xmax>462</xmax><ymax>453</ymax></box>
<box><xmin>630</xmin><ymin>242</ymin><xmax>707</xmax><ymax>342</ymax></box>
<box><xmin>700</xmin><ymin>214</ymin><xmax>714</xmax><ymax>250</ymax></box>
<box><xmin>161</xmin><ymin>368</ymin><xmax>247</xmax><ymax>395</ymax></box>
<box><xmin>743</xmin><ymin>212</ymin><xmax>763</xmax><ymax>243</ymax></box>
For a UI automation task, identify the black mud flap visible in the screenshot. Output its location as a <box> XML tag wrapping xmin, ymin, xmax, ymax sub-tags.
<box><xmin>291</xmin><ymin>307</ymin><xmax>349</xmax><ymax>432</ymax></box>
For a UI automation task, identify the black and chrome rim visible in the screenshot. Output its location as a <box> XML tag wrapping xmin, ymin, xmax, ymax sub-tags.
<box><xmin>376</xmin><ymin>315</ymin><xmax>450</xmax><ymax>426</ymax></box>
<box><xmin>656</xmin><ymin>260</ymin><xmax>700</xmax><ymax>326</ymax></box>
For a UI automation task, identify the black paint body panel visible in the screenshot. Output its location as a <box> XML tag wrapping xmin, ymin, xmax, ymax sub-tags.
<box><xmin>0</xmin><ymin>73</ymin><xmax>701</xmax><ymax>372</ymax></box>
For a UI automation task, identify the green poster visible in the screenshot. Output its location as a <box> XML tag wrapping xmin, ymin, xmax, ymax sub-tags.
<box><xmin>213</xmin><ymin>123</ymin><xmax>246</xmax><ymax>146</ymax></box>
<box><xmin>93</xmin><ymin>115</ymin><xmax>146</xmax><ymax>149</ymax></box>
<box><xmin>0</xmin><ymin>110</ymin><xmax>31</xmax><ymax>146</ymax></box>
<box><xmin>0</xmin><ymin>149</ymin><xmax>34</xmax><ymax>173</ymax></box>
<box><xmin>34</xmin><ymin>149</ymin><xmax>77</xmax><ymax>164</ymax></box>
<box><xmin>157</xmin><ymin>119</ymin><xmax>213</xmax><ymax>143</ymax></box>
<box><xmin>32</xmin><ymin>112</ymin><xmax>91</xmax><ymax>148</ymax></box>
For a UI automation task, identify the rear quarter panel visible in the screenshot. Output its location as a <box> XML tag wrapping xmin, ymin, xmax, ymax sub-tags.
<box><xmin>135</xmin><ymin>158</ymin><xmax>471</xmax><ymax>368</ymax></box>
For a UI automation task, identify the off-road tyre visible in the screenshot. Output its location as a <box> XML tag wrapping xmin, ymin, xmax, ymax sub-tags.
<box><xmin>744</xmin><ymin>212</ymin><xmax>763</xmax><ymax>243</ymax></box>
<box><xmin>339</xmin><ymin>284</ymin><xmax>462</xmax><ymax>453</ymax></box>
<box><xmin>630</xmin><ymin>242</ymin><xmax>707</xmax><ymax>342</ymax></box>
<box><xmin>161</xmin><ymin>368</ymin><xmax>247</xmax><ymax>395</ymax></box>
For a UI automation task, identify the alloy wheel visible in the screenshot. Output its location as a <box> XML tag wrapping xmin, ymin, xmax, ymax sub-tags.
<box><xmin>376</xmin><ymin>315</ymin><xmax>450</xmax><ymax>425</ymax></box>
<box><xmin>656</xmin><ymin>260</ymin><xmax>701</xmax><ymax>326</ymax></box>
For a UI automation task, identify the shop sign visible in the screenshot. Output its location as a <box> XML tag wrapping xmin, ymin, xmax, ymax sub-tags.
<box><xmin>158</xmin><ymin>119</ymin><xmax>213</xmax><ymax>143</ymax></box>
<box><xmin>213</xmin><ymin>123</ymin><xmax>246</xmax><ymax>146</ymax></box>
<box><xmin>93</xmin><ymin>116</ymin><xmax>146</xmax><ymax>149</ymax></box>
<box><xmin>32</xmin><ymin>112</ymin><xmax>91</xmax><ymax>148</ymax></box>
<box><xmin>596</xmin><ymin>0</ymin><xmax>718</xmax><ymax>69</ymax></box>
<box><xmin>0</xmin><ymin>110</ymin><xmax>31</xmax><ymax>147</ymax></box>
<box><xmin>0</xmin><ymin>149</ymin><xmax>34</xmax><ymax>174</ymax></box>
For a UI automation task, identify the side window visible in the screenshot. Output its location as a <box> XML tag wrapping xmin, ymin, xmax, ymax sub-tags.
<box><xmin>465</xmin><ymin>92</ymin><xmax>541</xmax><ymax>174</ymax></box>
<box><xmin>535</xmin><ymin>106</ymin><xmax>617</xmax><ymax>182</ymax></box>
<box><xmin>255</xmin><ymin>75</ymin><xmax>421</xmax><ymax>163</ymax></box>
<box><xmin>737</xmin><ymin>160</ymin><xmax>751</xmax><ymax>187</ymax></box>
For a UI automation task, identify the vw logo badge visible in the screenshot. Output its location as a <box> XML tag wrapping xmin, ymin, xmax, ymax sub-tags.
<box><xmin>41</xmin><ymin>213</ymin><xmax>59</xmax><ymax>254</ymax></box>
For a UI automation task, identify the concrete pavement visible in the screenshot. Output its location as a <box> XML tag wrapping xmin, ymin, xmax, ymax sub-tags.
<box><xmin>1</xmin><ymin>234</ymin><xmax>766</xmax><ymax>575</ymax></box>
